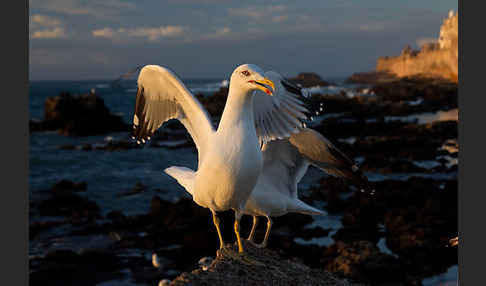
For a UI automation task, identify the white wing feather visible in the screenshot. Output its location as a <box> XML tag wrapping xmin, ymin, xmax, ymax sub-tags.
<box><xmin>253</xmin><ymin>71</ymin><xmax>313</xmax><ymax>145</ymax></box>
<box><xmin>260</xmin><ymin>139</ymin><xmax>310</xmax><ymax>199</ymax></box>
<box><xmin>132</xmin><ymin>65</ymin><xmax>215</xmax><ymax>163</ymax></box>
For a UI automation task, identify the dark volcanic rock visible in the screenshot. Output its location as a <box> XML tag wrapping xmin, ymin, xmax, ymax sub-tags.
<box><xmin>287</xmin><ymin>72</ymin><xmax>330</xmax><ymax>88</ymax></box>
<box><xmin>33</xmin><ymin>92</ymin><xmax>130</xmax><ymax>136</ymax></box>
<box><xmin>169</xmin><ymin>241</ymin><xmax>353</xmax><ymax>286</ymax></box>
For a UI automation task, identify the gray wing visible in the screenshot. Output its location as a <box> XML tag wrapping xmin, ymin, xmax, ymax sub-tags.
<box><xmin>260</xmin><ymin>128</ymin><xmax>372</xmax><ymax>198</ymax></box>
<box><xmin>253</xmin><ymin>71</ymin><xmax>316</xmax><ymax>145</ymax></box>
<box><xmin>288</xmin><ymin>128</ymin><xmax>372</xmax><ymax>190</ymax></box>
<box><xmin>132</xmin><ymin>65</ymin><xmax>215</xmax><ymax>163</ymax></box>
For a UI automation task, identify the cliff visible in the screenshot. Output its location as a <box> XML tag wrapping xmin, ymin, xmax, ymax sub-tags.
<box><xmin>375</xmin><ymin>11</ymin><xmax>458</xmax><ymax>82</ymax></box>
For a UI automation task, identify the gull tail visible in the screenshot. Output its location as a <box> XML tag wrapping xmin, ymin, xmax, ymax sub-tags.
<box><xmin>164</xmin><ymin>166</ymin><xmax>196</xmax><ymax>196</ymax></box>
<box><xmin>288</xmin><ymin>199</ymin><xmax>327</xmax><ymax>216</ymax></box>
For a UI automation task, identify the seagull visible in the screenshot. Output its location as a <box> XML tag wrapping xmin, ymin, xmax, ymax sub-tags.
<box><xmin>244</xmin><ymin>128</ymin><xmax>373</xmax><ymax>248</ymax></box>
<box><xmin>131</xmin><ymin>64</ymin><xmax>313</xmax><ymax>262</ymax></box>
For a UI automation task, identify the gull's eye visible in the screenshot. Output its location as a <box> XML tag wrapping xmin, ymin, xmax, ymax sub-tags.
<box><xmin>241</xmin><ymin>70</ymin><xmax>251</xmax><ymax>77</ymax></box>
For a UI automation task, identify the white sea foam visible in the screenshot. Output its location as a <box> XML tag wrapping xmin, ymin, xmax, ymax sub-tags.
<box><xmin>338</xmin><ymin>137</ymin><xmax>357</xmax><ymax>145</ymax></box>
<box><xmin>413</xmin><ymin>160</ymin><xmax>441</xmax><ymax>169</ymax></box>
<box><xmin>422</xmin><ymin>265</ymin><xmax>458</xmax><ymax>286</ymax></box>
<box><xmin>376</xmin><ymin>238</ymin><xmax>399</xmax><ymax>258</ymax></box>
<box><xmin>407</xmin><ymin>98</ymin><xmax>424</xmax><ymax>106</ymax></box>
<box><xmin>385</xmin><ymin>108</ymin><xmax>458</xmax><ymax>125</ymax></box>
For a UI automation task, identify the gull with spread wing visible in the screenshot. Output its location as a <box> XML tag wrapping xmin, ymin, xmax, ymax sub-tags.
<box><xmin>131</xmin><ymin>64</ymin><xmax>313</xmax><ymax>262</ymax></box>
<box><xmin>244</xmin><ymin>128</ymin><xmax>373</xmax><ymax>248</ymax></box>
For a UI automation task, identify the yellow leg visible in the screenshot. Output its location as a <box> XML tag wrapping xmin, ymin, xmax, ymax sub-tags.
<box><xmin>247</xmin><ymin>216</ymin><xmax>259</xmax><ymax>242</ymax></box>
<box><xmin>234</xmin><ymin>217</ymin><xmax>244</xmax><ymax>253</ymax></box>
<box><xmin>257</xmin><ymin>216</ymin><xmax>272</xmax><ymax>248</ymax></box>
<box><xmin>211</xmin><ymin>210</ymin><xmax>225</xmax><ymax>249</ymax></box>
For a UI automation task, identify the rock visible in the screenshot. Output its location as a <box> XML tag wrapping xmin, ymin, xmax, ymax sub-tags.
<box><xmin>381</xmin><ymin>179</ymin><xmax>457</xmax><ymax>277</ymax></box>
<box><xmin>371</xmin><ymin>76</ymin><xmax>457</xmax><ymax>106</ymax></box>
<box><xmin>37</xmin><ymin>182</ymin><xmax>100</xmax><ymax>221</ymax></box>
<box><xmin>51</xmin><ymin>179</ymin><xmax>87</xmax><ymax>193</ymax></box>
<box><xmin>198</xmin><ymin>256</ymin><xmax>214</xmax><ymax>271</ymax></box>
<box><xmin>117</xmin><ymin>182</ymin><xmax>147</xmax><ymax>198</ymax></box>
<box><xmin>32</xmin><ymin>92</ymin><xmax>130</xmax><ymax>136</ymax></box>
<box><xmin>29</xmin><ymin>220</ymin><xmax>66</xmax><ymax>240</ymax></box>
<box><xmin>322</xmin><ymin>241</ymin><xmax>407</xmax><ymax>284</ymax></box>
<box><xmin>334</xmin><ymin>177</ymin><xmax>458</xmax><ymax>280</ymax></box>
<box><xmin>58</xmin><ymin>144</ymin><xmax>76</xmax><ymax>150</ymax></box>
<box><xmin>196</xmin><ymin>87</ymin><xmax>228</xmax><ymax>118</ymax></box>
<box><xmin>346</xmin><ymin>71</ymin><xmax>398</xmax><ymax>85</ymax></box>
<box><xmin>106</xmin><ymin>210</ymin><xmax>129</xmax><ymax>226</ymax></box>
<box><xmin>29</xmin><ymin>119</ymin><xmax>45</xmax><ymax>132</ymax></box>
<box><xmin>95</xmin><ymin>140</ymin><xmax>140</xmax><ymax>151</ymax></box>
<box><xmin>287</xmin><ymin>72</ymin><xmax>330</xmax><ymax>88</ymax></box>
<box><xmin>30</xmin><ymin>249</ymin><xmax>122</xmax><ymax>286</ymax></box>
<box><xmin>169</xmin><ymin>241</ymin><xmax>353</xmax><ymax>286</ymax></box>
<box><xmin>160</xmin><ymin>279</ymin><xmax>172</xmax><ymax>286</ymax></box>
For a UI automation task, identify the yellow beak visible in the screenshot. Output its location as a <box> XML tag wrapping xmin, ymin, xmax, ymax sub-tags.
<box><xmin>252</xmin><ymin>78</ymin><xmax>275</xmax><ymax>95</ymax></box>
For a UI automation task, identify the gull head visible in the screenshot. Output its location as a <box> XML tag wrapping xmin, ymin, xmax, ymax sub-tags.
<box><xmin>230</xmin><ymin>64</ymin><xmax>275</xmax><ymax>96</ymax></box>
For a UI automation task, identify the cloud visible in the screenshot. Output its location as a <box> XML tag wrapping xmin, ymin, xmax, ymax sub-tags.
<box><xmin>272</xmin><ymin>15</ymin><xmax>288</xmax><ymax>23</ymax></box>
<box><xmin>30</xmin><ymin>14</ymin><xmax>67</xmax><ymax>39</ymax></box>
<box><xmin>92</xmin><ymin>27</ymin><xmax>116</xmax><ymax>38</ymax></box>
<box><xmin>92</xmin><ymin>25</ymin><xmax>187</xmax><ymax>42</ymax></box>
<box><xmin>127</xmin><ymin>26</ymin><xmax>187</xmax><ymax>41</ymax></box>
<box><xmin>31</xmin><ymin>14</ymin><xmax>62</xmax><ymax>27</ymax></box>
<box><xmin>30</xmin><ymin>0</ymin><xmax>135</xmax><ymax>19</ymax></box>
<box><xmin>31</xmin><ymin>27</ymin><xmax>67</xmax><ymax>39</ymax></box>
<box><xmin>416</xmin><ymin>37</ymin><xmax>438</xmax><ymax>47</ymax></box>
<box><xmin>228</xmin><ymin>5</ymin><xmax>287</xmax><ymax>21</ymax></box>
<box><xmin>203</xmin><ymin>27</ymin><xmax>231</xmax><ymax>39</ymax></box>
<box><xmin>359</xmin><ymin>23</ymin><xmax>385</xmax><ymax>32</ymax></box>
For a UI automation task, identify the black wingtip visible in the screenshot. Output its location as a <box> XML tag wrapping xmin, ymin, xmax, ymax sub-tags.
<box><xmin>281</xmin><ymin>79</ymin><xmax>325</xmax><ymax>124</ymax></box>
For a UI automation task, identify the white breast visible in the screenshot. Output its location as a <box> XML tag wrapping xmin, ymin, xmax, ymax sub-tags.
<box><xmin>192</xmin><ymin>125</ymin><xmax>263</xmax><ymax>212</ymax></box>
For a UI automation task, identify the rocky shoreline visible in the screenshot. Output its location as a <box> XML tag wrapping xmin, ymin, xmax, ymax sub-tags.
<box><xmin>29</xmin><ymin>72</ymin><xmax>458</xmax><ymax>285</ymax></box>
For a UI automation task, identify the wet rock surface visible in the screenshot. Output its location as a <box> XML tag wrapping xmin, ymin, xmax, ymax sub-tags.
<box><xmin>30</xmin><ymin>92</ymin><xmax>130</xmax><ymax>136</ymax></box>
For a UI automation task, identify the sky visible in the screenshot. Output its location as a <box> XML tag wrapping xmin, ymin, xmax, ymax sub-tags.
<box><xmin>29</xmin><ymin>0</ymin><xmax>458</xmax><ymax>80</ymax></box>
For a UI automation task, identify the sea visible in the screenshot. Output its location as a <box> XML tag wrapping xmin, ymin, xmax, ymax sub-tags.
<box><xmin>29</xmin><ymin>77</ymin><xmax>457</xmax><ymax>285</ymax></box>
